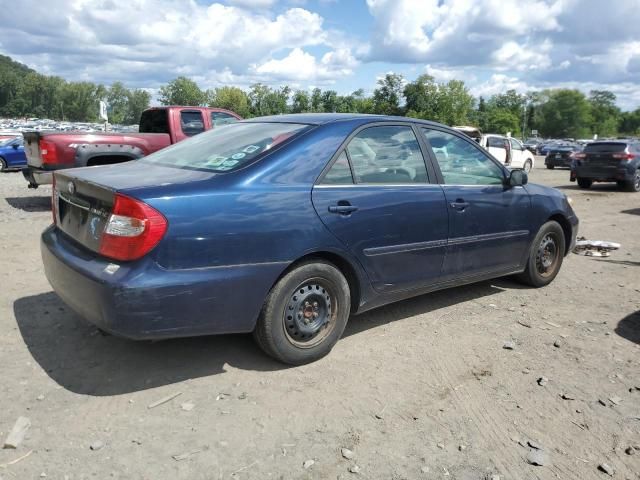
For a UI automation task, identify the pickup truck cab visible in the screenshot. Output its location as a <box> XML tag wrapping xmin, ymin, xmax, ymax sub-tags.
<box><xmin>22</xmin><ymin>106</ymin><xmax>241</xmax><ymax>188</ymax></box>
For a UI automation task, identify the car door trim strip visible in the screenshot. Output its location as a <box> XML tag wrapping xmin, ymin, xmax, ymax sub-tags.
<box><xmin>364</xmin><ymin>230</ymin><xmax>529</xmax><ymax>257</ymax></box>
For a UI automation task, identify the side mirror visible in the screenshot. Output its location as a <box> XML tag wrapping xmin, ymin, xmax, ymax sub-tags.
<box><xmin>507</xmin><ymin>168</ymin><xmax>528</xmax><ymax>187</ymax></box>
<box><xmin>12</xmin><ymin>144</ymin><xmax>19</xmax><ymax>149</ymax></box>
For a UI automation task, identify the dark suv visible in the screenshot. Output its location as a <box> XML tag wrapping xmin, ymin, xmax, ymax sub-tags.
<box><xmin>570</xmin><ymin>141</ymin><xmax>640</xmax><ymax>192</ymax></box>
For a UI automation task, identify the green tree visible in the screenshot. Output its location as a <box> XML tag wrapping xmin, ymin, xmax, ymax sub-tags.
<box><xmin>619</xmin><ymin>108</ymin><xmax>640</xmax><ymax>134</ymax></box>
<box><xmin>486</xmin><ymin>109</ymin><xmax>520</xmax><ymax>135</ymax></box>
<box><xmin>159</xmin><ymin>76</ymin><xmax>205</xmax><ymax>106</ymax></box>
<box><xmin>107</xmin><ymin>81</ymin><xmax>129</xmax><ymax>124</ymax></box>
<box><xmin>588</xmin><ymin>90</ymin><xmax>620</xmax><ymax>137</ymax></box>
<box><xmin>208</xmin><ymin>86</ymin><xmax>250</xmax><ymax>118</ymax></box>
<box><xmin>538</xmin><ymin>89</ymin><xmax>592</xmax><ymax>138</ymax></box>
<box><xmin>125</xmin><ymin>89</ymin><xmax>151</xmax><ymax>124</ymax></box>
<box><xmin>372</xmin><ymin>73</ymin><xmax>404</xmax><ymax>116</ymax></box>
<box><xmin>291</xmin><ymin>90</ymin><xmax>310</xmax><ymax>113</ymax></box>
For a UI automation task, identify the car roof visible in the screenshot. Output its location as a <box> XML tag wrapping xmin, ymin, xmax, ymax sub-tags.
<box><xmin>243</xmin><ymin>112</ymin><xmax>447</xmax><ymax>128</ymax></box>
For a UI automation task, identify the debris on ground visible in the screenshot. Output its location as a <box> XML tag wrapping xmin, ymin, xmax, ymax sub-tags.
<box><xmin>172</xmin><ymin>447</ymin><xmax>207</xmax><ymax>461</ymax></box>
<box><xmin>503</xmin><ymin>341</ymin><xmax>515</xmax><ymax>350</ymax></box>
<box><xmin>526</xmin><ymin>449</ymin><xmax>549</xmax><ymax>466</ymax></box>
<box><xmin>3</xmin><ymin>417</ymin><xmax>31</xmax><ymax>449</ymax></box>
<box><xmin>537</xmin><ymin>377</ymin><xmax>549</xmax><ymax>386</ymax></box>
<box><xmin>348</xmin><ymin>465</ymin><xmax>361</xmax><ymax>474</ymax></box>
<box><xmin>303</xmin><ymin>459</ymin><xmax>315</xmax><ymax>469</ymax></box>
<box><xmin>89</xmin><ymin>441</ymin><xmax>104</xmax><ymax>451</ymax></box>
<box><xmin>341</xmin><ymin>448</ymin><xmax>354</xmax><ymax>460</ymax></box>
<box><xmin>597</xmin><ymin>463</ymin><xmax>614</xmax><ymax>476</ymax></box>
<box><xmin>147</xmin><ymin>391</ymin><xmax>182</xmax><ymax>409</ymax></box>
<box><xmin>573</xmin><ymin>238</ymin><xmax>621</xmax><ymax>257</ymax></box>
<box><xmin>0</xmin><ymin>450</ymin><xmax>33</xmax><ymax>468</ymax></box>
<box><xmin>608</xmin><ymin>396</ymin><xmax>622</xmax><ymax>405</ymax></box>
<box><xmin>180</xmin><ymin>402</ymin><xmax>195</xmax><ymax>412</ymax></box>
<box><xmin>560</xmin><ymin>393</ymin><xmax>575</xmax><ymax>400</ymax></box>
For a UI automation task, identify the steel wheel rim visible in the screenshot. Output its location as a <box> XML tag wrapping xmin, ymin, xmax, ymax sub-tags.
<box><xmin>536</xmin><ymin>233</ymin><xmax>559</xmax><ymax>278</ymax></box>
<box><xmin>282</xmin><ymin>278</ymin><xmax>338</xmax><ymax>348</ymax></box>
<box><xmin>634</xmin><ymin>171</ymin><xmax>640</xmax><ymax>190</ymax></box>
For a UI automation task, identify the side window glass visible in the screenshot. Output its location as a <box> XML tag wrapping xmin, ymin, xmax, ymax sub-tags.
<box><xmin>211</xmin><ymin>112</ymin><xmax>238</xmax><ymax>126</ymax></box>
<box><xmin>487</xmin><ymin>136</ymin><xmax>505</xmax><ymax>148</ymax></box>
<box><xmin>347</xmin><ymin>126</ymin><xmax>428</xmax><ymax>184</ymax></box>
<box><xmin>423</xmin><ymin>129</ymin><xmax>505</xmax><ymax>186</ymax></box>
<box><xmin>180</xmin><ymin>111</ymin><xmax>205</xmax><ymax>136</ymax></box>
<box><xmin>510</xmin><ymin>139</ymin><xmax>522</xmax><ymax>150</ymax></box>
<box><xmin>321</xmin><ymin>151</ymin><xmax>353</xmax><ymax>185</ymax></box>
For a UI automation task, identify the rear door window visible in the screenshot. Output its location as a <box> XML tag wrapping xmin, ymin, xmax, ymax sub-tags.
<box><xmin>487</xmin><ymin>137</ymin><xmax>506</xmax><ymax>148</ymax></box>
<box><xmin>180</xmin><ymin>110</ymin><xmax>205</xmax><ymax>137</ymax></box>
<box><xmin>347</xmin><ymin>126</ymin><xmax>428</xmax><ymax>184</ymax></box>
<box><xmin>321</xmin><ymin>151</ymin><xmax>353</xmax><ymax>185</ymax></box>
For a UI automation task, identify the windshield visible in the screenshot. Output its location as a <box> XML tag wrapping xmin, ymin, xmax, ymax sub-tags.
<box><xmin>141</xmin><ymin>122</ymin><xmax>310</xmax><ymax>172</ymax></box>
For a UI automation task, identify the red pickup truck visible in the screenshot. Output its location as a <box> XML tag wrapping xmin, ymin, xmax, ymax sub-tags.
<box><xmin>22</xmin><ymin>106</ymin><xmax>241</xmax><ymax>188</ymax></box>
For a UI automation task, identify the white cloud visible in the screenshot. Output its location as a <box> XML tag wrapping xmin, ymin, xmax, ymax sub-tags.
<box><xmin>0</xmin><ymin>0</ymin><xmax>352</xmax><ymax>88</ymax></box>
<box><xmin>252</xmin><ymin>47</ymin><xmax>357</xmax><ymax>81</ymax></box>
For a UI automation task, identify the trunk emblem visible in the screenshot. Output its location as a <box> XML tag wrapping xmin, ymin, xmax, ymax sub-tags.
<box><xmin>68</xmin><ymin>182</ymin><xmax>76</xmax><ymax>194</ymax></box>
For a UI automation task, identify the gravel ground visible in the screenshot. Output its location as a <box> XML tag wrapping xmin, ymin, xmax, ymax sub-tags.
<box><xmin>0</xmin><ymin>160</ymin><xmax>639</xmax><ymax>480</ymax></box>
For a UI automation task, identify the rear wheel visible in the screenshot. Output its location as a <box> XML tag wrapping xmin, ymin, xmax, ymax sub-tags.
<box><xmin>516</xmin><ymin>221</ymin><xmax>565</xmax><ymax>288</ymax></box>
<box><xmin>0</xmin><ymin>157</ymin><xmax>6</xmax><ymax>172</ymax></box>
<box><xmin>546</xmin><ymin>164</ymin><xmax>554</xmax><ymax>170</ymax></box>
<box><xmin>621</xmin><ymin>170</ymin><xmax>640</xmax><ymax>192</ymax></box>
<box><xmin>577</xmin><ymin>177</ymin><xmax>592</xmax><ymax>189</ymax></box>
<box><xmin>253</xmin><ymin>260</ymin><xmax>350</xmax><ymax>365</ymax></box>
<box><xmin>523</xmin><ymin>159</ymin><xmax>532</xmax><ymax>173</ymax></box>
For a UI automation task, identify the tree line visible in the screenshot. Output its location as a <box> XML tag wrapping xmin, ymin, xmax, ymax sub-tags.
<box><xmin>2</xmin><ymin>54</ymin><xmax>639</xmax><ymax>137</ymax></box>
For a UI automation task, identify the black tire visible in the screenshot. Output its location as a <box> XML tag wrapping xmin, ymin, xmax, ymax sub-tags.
<box><xmin>577</xmin><ymin>177</ymin><xmax>592</xmax><ymax>189</ymax></box>
<box><xmin>0</xmin><ymin>157</ymin><xmax>6</xmax><ymax>172</ymax></box>
<box><xmin>253</xmin><ymin>260</ymin><xmax>351</xmax><ymax>365</ymax></box>
<box><xmin>515</xmin><ymin>221</ymin><xmax>566</xmax><ymax>288</ymax></box>
<box><xmin>621</xmin><ymin>170</ymin><xmax>640</xmax><ymax>192</ymax></box>
<box><xmin>523</xmin><ymin>160</ymin><xmax>532</xmax><ymax>173</ymax></box>
<box><xmin>546</xmin><ymin>164</ymin><xmax>554</xmax><ymax>170</ymax></box>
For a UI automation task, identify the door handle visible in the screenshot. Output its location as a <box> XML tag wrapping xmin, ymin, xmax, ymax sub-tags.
<box><xmin>328</xmin><ymin>203</ymin><xmax>358</xmax><ymax>215</ymax></box>
<box><xmin>449</xmin><ymin>200</ymin><xmax>470</xmax><ymax>211</ymax></box>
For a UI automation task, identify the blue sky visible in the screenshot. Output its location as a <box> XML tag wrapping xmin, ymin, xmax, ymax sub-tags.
<box><xmin>0</xmin><ymin>0</ymin><xmax>639</xmax><ymax>109</ymax></box>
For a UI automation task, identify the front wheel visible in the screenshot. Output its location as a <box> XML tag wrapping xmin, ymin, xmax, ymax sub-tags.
<box><xmin>577</xmin><ymin>177</ymin><xmax>592</xmax><ymax>189</ymax></box>
<box><xmin>515</xmin><ymin>221</ymin><xmax>565</xmax><ymax>288</ymax></box>
<box><xmin>0</xmin><ymin>157</ymin><xmax>6</xmax><ymax>172</ymax></box>
<box><xmin>523</xmin><ymin>160</ymin><xmax>532</xmax><ymax>173</ymax></box>
<box><xmin>253</xmin><ymin>260</ymin><xmax>351</xmax><ymax>365</ymax></box>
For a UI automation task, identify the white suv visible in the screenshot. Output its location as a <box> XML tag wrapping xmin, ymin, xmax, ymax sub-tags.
<box><xmin>479</xmin><ymin>134</ymin><xmax>535</xmax><ymax>172</ymax></box>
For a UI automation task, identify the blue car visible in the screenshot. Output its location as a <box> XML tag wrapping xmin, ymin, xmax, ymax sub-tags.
<box><xmin>0</xmin><ymin>136</ymin><xmax>27</xmax><ymax>171</ymax></box>
<box><xmin>42</xmin><ymin>114</ymin><xmax>578</xmax><ymax>364</ymax></box>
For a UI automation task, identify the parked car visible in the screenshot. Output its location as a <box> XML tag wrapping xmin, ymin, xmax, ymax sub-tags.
<box><xmin>0</xmin><ymin>136</ymin><xmax>26</xmax><ymax>171</ymax></box>
<box><xmin>545</xmin><ymin>144</ymin><xmax>582</xmax><ymax>169</ymax></box>
<box><xmin>42</xmin><ymin>114</ymin><xmax>578</xmax><ymax>364</ymax></box>
<box><xmin>22</xmin><ymin>106</ymin><xmax>241</xmax><ymax>188</ymax></box>
<box><xmin>523</xmin><ymin>138</ymin><xmax>542</xmax><ymax>155</ymax></box>
<box><xmin>477</xmin><ymin>134</ymin><xmax>535</xmax><ymax>172</ymax></box>
<box><xmin>570</xmin><ymin>141</ymin><xmax>640</xmax><ymax>191</ymax></box>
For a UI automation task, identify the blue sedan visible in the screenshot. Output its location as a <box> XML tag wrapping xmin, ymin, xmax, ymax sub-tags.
<box><xmin>0</xmin><ymin>136</ymin><xmax>27</xmax><ymax>171</ymax></box>
<box><xmin>42</xmin><ymin>114</ymin><xmax>578</xmax><ymax>364</ymax></box>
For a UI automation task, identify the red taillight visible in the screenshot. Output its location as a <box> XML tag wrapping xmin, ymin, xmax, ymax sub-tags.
<box><xmin>51</xmin><ymin>174</ymin><xmax>57</xmax><ymax>224</ymax></box>
<box><xmin>39</xmin><ymin>139</ymin><xmax>58</xmax><ymax>164</ymax></box>
<box><xmin>612</xmin><ymin>152</ymin><xmax>635</xmax><ymax>160</ymax></box>
<box><xmin>99</xmin><ymin>194</ymin><xmax>167</xmax><ymax>261</ymax></box>
<box><xmin>573</xmin><ymin>153</ymin><xmax>586</xmax><ymax>160</ymax></box>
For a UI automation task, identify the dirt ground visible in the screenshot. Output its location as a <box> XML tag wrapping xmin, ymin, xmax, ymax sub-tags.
<box><xmin>0</xmin><ymin>160</ymin><xmax>639</xmax><ymax>480</ymax></box>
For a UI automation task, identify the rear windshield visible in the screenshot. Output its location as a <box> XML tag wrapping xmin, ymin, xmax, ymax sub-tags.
<box><xmin>584</xmin><ymin>142</ymin><xmax>627</xmax><ymax>153</ymax></box>
<box><xmin>141</xmin><ymin>122</ymin><xmax>310</xmax><ymax>172</ymax></box>
<box><xmin>139</xmin><ymin>109</ymin><xmax>169</xmax><ymax>134</ymax></box>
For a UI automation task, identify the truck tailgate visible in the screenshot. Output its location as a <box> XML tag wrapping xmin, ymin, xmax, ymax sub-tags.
<box><xmin>23</xmin><ymin>131</ymin><xmax>43</xmax><ymax>167</ymax></box>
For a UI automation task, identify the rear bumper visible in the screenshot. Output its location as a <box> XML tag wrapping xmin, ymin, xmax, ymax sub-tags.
<box><xmin>22</xmin><ymin>166</ymin><xmax>53</xmax><ymax>188</ymax></box>
<box><xmin>545</xmin><ymin>156</ymin><xmax>571</xmax><ymax>167</ymax></box>
<box><xmin>41</xmin><ymin>226</ymin><xmax>286</xmax><ymax>339</ymax></box>
<box><xmin>571</xmin><ymin>164</ymin><xmax>635</xmax><ymax>182</ymax></box>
